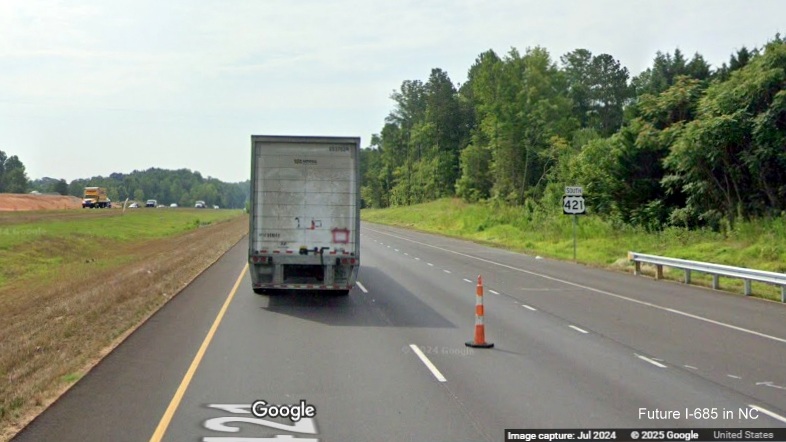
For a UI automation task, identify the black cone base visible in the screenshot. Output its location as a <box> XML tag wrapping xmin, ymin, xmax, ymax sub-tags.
<box><xmin>465</xmin><ymin>341</ymin><xmax>494</xmax><ymax>348</ymax></box>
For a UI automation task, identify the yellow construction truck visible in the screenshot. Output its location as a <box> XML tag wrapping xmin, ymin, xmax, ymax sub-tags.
<box><xmin>82</xmin><ymin>187</ymin><xmax>111</xmax><ymax>208</ymax></box>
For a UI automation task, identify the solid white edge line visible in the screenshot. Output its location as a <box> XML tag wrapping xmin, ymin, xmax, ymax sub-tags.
<box><xmin>521</xmin><ymin>304</ymin><xmax>537</xmax><ymax>311</ymax></box>
<box><xmin>356</xmin><ymin>281</ymin><xmax>368</xmax><ymax>293</ymax></box>
<box><xmin>748</xmin><ymin>404</ymin><xmax>786</xmax><ymax>424</ymax></box>
<box><xmin>489</xmin><ymin>289</ymin><xmax>500</xmax><ymax>295</ymax></box>
<box><xmin>364</xmin><ymin>227</ymin><xmax>786</xmax><ymax>345</ymax></box>
<box><xmin>409</xmin><ymin>344</ymin><xmax>447</xmax><ymax>382</ymax></box>
<box><xmin>463</xmin><ymin>278</ymin><xmax>473</xmax><ymax>283</ymax></box>
<box><xmin>569</xmin><ymin>325</ymin><xmax>589</xmax><ymax>334</ymax></box>
<box><xmin>636</xmin><ymin>354</ymin><xmax>667</xmax><ymax>368</ymax></box>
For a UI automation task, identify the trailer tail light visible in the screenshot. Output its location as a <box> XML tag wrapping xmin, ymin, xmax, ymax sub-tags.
<box><xmin>340</xmin><ymin>258</ymin><xmax>357</xmax><ymax>265</ymax></box>
<box><xmin>252</xmin><ymin>256</ymin><xmax>271</xmax><ymax>264</ymax></box>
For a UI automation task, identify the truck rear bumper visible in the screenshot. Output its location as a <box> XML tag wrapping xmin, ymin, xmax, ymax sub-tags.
<box><xmin>249</xmin><ymin>254</ymin><xmax>359</xmax><ymax>289</ymax></box>
<box><xmin>251</xmin><ymin>283</ymin><xmax>354</xmax><ymax>290</ymax></box>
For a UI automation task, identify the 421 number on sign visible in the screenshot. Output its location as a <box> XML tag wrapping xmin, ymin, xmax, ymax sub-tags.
<box><xmin>562</xmin><ymin>195</ymin><xmax>586</xmax><ymax>215</ymax></box>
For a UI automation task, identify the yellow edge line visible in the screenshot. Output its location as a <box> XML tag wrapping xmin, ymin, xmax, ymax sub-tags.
<box><xmin>149</xmin><ymin>262</ymin><xmax>248</xmax><ymax>442</ymax></box>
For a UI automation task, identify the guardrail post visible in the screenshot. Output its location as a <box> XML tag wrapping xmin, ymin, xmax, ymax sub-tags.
<box><xmin>743</xmin><ymin>280</ymin><xmax>752</xmax><ymax>296</ymax></box>
<box><xmin>684</xmin><ymin>269</ymin><xmax>691</xmax><ymax>284</ymax></box>
<box><xmin>712</xmin><ymin>275</ymin><xmax>720</xmax><ymax>290</ymax></box>
<box><xmin>655</xmin><ymin>265</ymin><xmax>663</xmax><ymax>280</ymax></box>
<box><xmin>782</xmin><ymin>286</ymin><xmax>785</xmax><ymax>303</ymax></box>
<box><xmin>628</xmin><ymin>252</ymin><xmax>640</xmax><ymax>275</ymax></box>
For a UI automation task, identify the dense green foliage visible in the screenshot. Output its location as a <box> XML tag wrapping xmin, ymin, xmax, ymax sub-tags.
<box><xmin>64</xmin><ymin>168</ymin><xmax>249</xmax><ymax>209</ymax></box>
<box><xmin>0</xmin><ymin>150</ymin><xmax>29</xmax><ymax>193</ymax></box>
<box><xmin>361</xmin><ymin>35</ymin><xmax>786</xmax><ymax>231</ymax></box>
<box><xmin>2</xmin><ymin>149</ymin><xmax>250</xmax><ymax>209</ymax></box>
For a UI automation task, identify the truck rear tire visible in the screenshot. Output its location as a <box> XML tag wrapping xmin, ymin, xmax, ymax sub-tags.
<box><xmin>333</xmin><ymin>290</ymin><xmax>350</xmax><ymax>296</ymax></box>
<box><xmin>253</xmin><ymin>288</ymin><xmax>266</xmax><ymax>295</ymax></box>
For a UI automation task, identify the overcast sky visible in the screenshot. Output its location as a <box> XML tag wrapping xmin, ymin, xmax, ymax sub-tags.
<box><xmin>2</xmin><ymin>0</ymin><xmax>783</xmax><ymax>183</ymax></box>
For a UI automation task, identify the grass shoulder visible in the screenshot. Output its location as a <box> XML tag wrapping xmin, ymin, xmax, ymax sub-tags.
<box><xmin>361</xmin><ymin>198</ymin><xmax>786</xmax><ymax>300</ymax></box>
<box><xmin>0</xmin><ymin>210</ymin><xmax>247</xmax><ymax>441</ymax></box>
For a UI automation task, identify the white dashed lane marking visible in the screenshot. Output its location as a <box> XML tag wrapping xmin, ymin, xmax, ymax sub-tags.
<box><xmin>756</xmin><ymin>381</ymin><xmax>786</xmax><ymax>390</ymax></box>
<box><xmin>364</xmin><ymin>227</ymin><xmax>786</xmax><ymax>345</ymax></box>
<box><xmin>748</xmin><ymin>405</ymin><xmax>786</xmax><ymax>424</ymax></box>
<box><xmin>636</xmin><ymin>354</ymin><xmax>667</xmax><ymax>368</ymax></box>
<box><xmin>410</xmin><ymin>344</ymin><xmax>447</xmax><ymax>382</ymax></box>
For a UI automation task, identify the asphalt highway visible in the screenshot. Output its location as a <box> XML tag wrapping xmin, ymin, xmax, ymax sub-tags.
<box><xmin>12</xmin><ymin>223</ymin><xmax>786</xmax><ymax>441</ymax></box>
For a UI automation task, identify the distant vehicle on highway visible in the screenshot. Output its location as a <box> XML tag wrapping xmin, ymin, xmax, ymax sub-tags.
<box><xmin>145</xmin><ymin>199</ymin><xmax>157</xmax><ymax>208</ymax></box>
<box><xmin>213</xmin><ymin>205</ymin><xmax>220</xmax><ymax>209</ymax></box>
<box><xmin>82</xmin><ymin>187</ymin><xmax>111</xmax><ymax>208</ymax></box>
<box><xmin>195</xmin><ymin>200</ymin><xmax>206</xmax><ymax>208</ymax></box>
<box><xmin>128</xmin><ymin>202</ymin><xmax>139</xmax><ymax>208</ymax></box>
<box><xmin>170</xmin><ymin>203</ymin><xmax>178</xmax><ymax>208</ymax></box>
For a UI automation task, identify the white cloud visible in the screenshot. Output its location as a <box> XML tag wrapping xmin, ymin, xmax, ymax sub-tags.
<box><xmin>1</xmin><ymin>0</ymin><xmax>784</xmax><ymax>182</ymax></box>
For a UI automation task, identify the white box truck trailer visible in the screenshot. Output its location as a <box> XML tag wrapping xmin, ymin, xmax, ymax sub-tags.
<box><xmin>249</xmin><ymin>135</ymin><xmax>361</xmax><ymax>295</ymax></box>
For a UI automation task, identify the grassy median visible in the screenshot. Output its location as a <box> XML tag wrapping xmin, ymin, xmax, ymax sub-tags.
<box><xmin>362</xmin><ymin>198</ymin><xmax>786</xmax><ymax>301</ymax></box>
<box><xmin>0</xmin><ymin>209</ymin><xmax>248</xmax><ymax>441</ymax></box>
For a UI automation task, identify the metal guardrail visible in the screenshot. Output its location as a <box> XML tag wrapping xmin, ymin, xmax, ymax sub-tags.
<box><xmin>627</xmin><ymin>251</ymin><xmax>786</xmax><ymax>303</ymax></box>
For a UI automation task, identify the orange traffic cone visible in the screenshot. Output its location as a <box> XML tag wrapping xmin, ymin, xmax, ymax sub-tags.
<box><xmin>466</xmin><ymin>275</ymin><xmax>494</xmax><ymax>348</ymax></box>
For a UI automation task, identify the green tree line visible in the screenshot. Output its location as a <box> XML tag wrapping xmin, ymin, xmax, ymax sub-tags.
<box><xmin>0</xmin><ymin>150</ymin><xmax>29</xmax><ymax>193</ymax></box>
<box><xmin>0</xmin><ymin>154</ymin><xmax>250</xmax><ymax>209</ymax></box>
<box><xmin>361</xmin><ymin>34</ymin><xmax>786</xmax><ymax>231</ymax></box>
<box><xmin>66</xmin><ymin>168</ymin><xmax>249</xmax><ymax>209</ymax></box>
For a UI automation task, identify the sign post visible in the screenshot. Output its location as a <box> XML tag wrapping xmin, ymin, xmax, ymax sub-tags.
<box><xmin>562</xmin><ymin>186</ymin><xmax>585</xmax><ymax>262</ymax></box>
<box><xmin>573</xmin><ymin>213</ymin><xmax>577</xmax><ymax>261</ymax></box>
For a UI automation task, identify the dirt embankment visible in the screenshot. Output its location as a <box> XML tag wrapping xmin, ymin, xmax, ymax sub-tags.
<box><xmin>0</xmin><ymin>215</ymin><xmax>249</xmax><ymax>441</ymax></box>
<box><xmin>0</xmin><ymin>194</ymin><xmax>83</xmax><ymax>211</ymax></box>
